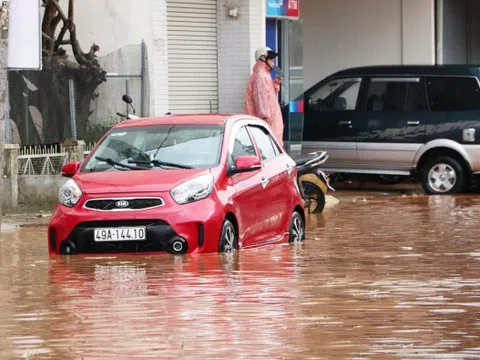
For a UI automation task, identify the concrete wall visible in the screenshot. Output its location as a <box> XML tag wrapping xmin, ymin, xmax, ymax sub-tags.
<box><xmin>152</xmin><ymin>0</ymin><xmax>169</xmax><ymax>116</ymax></box>
<box><xmin>17</xmin><ymin>176</ymin><xmax>66</xmax><ymax>208</ymax></box>
<box><xmin>66</xmin><ymin>0</ymin><xmax>156</xmax><ymax>119</ymax></box>
<box><xmin>217</xmin><ymin>0</ymin><xmax>266</xmax><ymax>113</ymax></box>
<box><xmin>302</xmin><ymin>0</ymin><xmax>435</xmax><ymax>89</ymax></box>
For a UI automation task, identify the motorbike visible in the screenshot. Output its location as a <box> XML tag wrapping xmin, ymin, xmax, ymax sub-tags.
<box><xmin>293</xmin><ymin>151</ymin><xmax>335</xmax><ymax>214</ymax></box>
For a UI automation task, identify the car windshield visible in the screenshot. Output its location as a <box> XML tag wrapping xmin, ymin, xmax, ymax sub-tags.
<box><xmin>82</xmin><ymin>124</ymin><xmax>225</xmax><ymax>172</ymax></box>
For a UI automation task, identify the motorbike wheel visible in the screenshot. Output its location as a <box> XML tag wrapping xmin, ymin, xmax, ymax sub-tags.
<box><xmin>301</xmin><ymin>181</ymin><xmax>326</xmax><ymax>214</ymax></box>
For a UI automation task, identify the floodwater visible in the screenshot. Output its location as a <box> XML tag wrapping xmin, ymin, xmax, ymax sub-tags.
<box><xmin>1</xmin><ymin>195</ymin><xmax>480</xmax><ymax>359</ymax></box>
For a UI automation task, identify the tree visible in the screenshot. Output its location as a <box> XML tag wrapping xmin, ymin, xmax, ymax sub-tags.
<box><xmin>8</xmin><ymin>0</ymin><xmax>107</xmax><ymax>145</ymax></box>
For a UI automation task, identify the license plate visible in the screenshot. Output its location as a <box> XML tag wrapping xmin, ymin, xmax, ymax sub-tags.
<box><xmin>94</xmin><ymin>227</ymin><xmax>146</xmax><ymax>242</ymax></box>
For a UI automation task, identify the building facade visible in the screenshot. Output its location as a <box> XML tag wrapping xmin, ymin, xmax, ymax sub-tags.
<box><xmin>72</xmin><ymin>0</ymin><xmax>479</xmax><ymax>134</ymax></box>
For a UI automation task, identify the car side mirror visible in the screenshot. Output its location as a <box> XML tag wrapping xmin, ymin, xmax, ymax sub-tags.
<box><xmin>334</xmin><ymin>97</ymin><xmax>347</xmax><ymax>111</ymax></box>
<box><xmin>61</xmin><ymin>161</ymin><xmax>80</xmax><ymax>178</ymax></box>
<box><xmin>229</xmin><ymin>155</ymin><xmax>261</xmax><ymax>175</ymax></box>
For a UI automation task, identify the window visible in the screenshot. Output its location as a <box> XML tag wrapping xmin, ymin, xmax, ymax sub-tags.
<box><xmin>82</xmin><ymin>124</ymin><xmax>225</xmax><ymax>172</ymax></box>
<box><xmin>365</xmin><ymin>78</ymin><xmax>426</xmax><ymax>112</ymax></box>
<box><xmin>248</xmin><ymin>126</ymin><xmax>278</xmax><ymax>161</ymax></box>
<box><xmin>231</xmin><ymin>126</ymin><xmax>256</xmax><ymax>162</ymax></box>
<box><xmin>426</xmin><ymin>77</ymin><xmax>480</xmax><ymax>111</ymax></box>
<box><xmin>308</xmin><ymin>78</ymin><xmax>361</xmax><ymax>111</ymax></box>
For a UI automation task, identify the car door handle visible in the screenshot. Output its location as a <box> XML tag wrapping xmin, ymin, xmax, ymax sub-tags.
<box><xmin>407</xmin><ymin>121</ymin><xmax>420</xmax><ymax>126</ymax></box>
<box><xmin>338</xmin><ymin>120</ymin><xmax>352</xmax><ymax>126</ymax></box>
<box><xmin>261</xmin><ymin>176</ymin><xmax>269</xmax><ymax>188</ymax></box>
<box><xmin>285</xmin><ymin>163</ymin><xmax>293</xmax><ymax>174</ymax></box>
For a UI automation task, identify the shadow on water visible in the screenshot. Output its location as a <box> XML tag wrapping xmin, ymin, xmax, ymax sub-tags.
<box><xmin>0</xmin><ymin>194</ymin><xmax>480</xmax><ymax>358</ymax></box>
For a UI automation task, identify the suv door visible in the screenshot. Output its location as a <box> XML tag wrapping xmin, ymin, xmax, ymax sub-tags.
<box><xmin>356</xmin><ymin>77</ymin><xmax>427</xmax><ymax>171</ymax></box>
<box><xmin>247</xmin><ymin>124</ymin><xmax>290</xmax><ymax>242</ymax></box>
<box><xmin>303</xmin><ymin>77</ymin><xmax>363</xmax><ymax>166</ymax></box>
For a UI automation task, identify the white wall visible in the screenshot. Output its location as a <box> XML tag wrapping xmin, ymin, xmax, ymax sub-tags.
<box><xmin>65</xmin><ymin>0</ymin><xmax>156</xmax><ymax>121</ymax></box>
<box><xmin>217</xmin><ymin>0</ymin><xmax>265</xmax><ymax>113</ymax></box>
<box><xmin>402</xmin><ymin>0</ymin><xmax>435</xmax><ymax>64</ymax></box>
<box><xmin>152</xmin><ymin>0</ymin><xmax>169</xmax><ymax>115</ymax></box>
<box><xmin>302</xmin><ymin>0</ymin><xmax>435</xmax><ymax>89</ymax></box>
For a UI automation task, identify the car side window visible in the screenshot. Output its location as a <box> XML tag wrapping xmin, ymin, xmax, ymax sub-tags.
<box><xmin>426</xmin><ymin>76</ymin><xmax>480</xmax><ymax>111</ymax></box>
<box><xmin>248</xmin><ymin>126</ymin><xmax>278</xmax><ymax>161</ymax></box>
<box><xmin>231</xmin><ymin>126</ymin><xmax>256</xmax><ymax>163</ymax></box>
<box><xmin>365</xmin><ymin>78</ymin><xmax>426</xmax><ymax>112</ymax></box>
<box><xmin>308</xmin><ymin>77</ymin><xmax>362</xmax><ymax>111</ymax></box>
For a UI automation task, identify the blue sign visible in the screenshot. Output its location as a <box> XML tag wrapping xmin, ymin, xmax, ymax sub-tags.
<box><xmin>266</xmin><ymin>0</ymin><xmax>299</xmax><ymax>19</ymax></box>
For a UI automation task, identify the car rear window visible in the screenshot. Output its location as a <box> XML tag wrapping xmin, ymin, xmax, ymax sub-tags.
<box><xmin>426</xmin><ymin>77</ymin><xmax>480</xmax><ymax>111</ymax></box>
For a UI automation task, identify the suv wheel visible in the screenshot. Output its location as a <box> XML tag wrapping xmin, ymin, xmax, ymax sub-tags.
<box><xmin>421</xmin><ymin>156</ymin><xmax>465</xmax><ymax>195</ymax></box>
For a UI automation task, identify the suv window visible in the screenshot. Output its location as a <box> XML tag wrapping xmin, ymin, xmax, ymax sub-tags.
<box><xmin>365</xmin><ymin>78</ymin><xmax>426</xmax><ymax>112</ymax></box>
<box><xmin>426</xmin><ymin>77</ymin><xmax>480</xmax><ymax>111</ymax></box>
<box><xmin>231</xmin><ymin>126</ymin><xmax>256</xmax><ymax>162</ymax></box>
<box><xmin>309</xmin><ymin>78</ymin><xmax>362</xmax><ymax>111</ymax></box>
<box><xmin>248</xmin><ymin>126</ymin><xmax>278</xmax><ymax>161</ymax></box>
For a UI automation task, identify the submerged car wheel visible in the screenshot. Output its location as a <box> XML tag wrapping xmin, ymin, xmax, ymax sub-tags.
<box><xmin>289</xmin><ymin>211</ymin><xmax>305</xmax><ymax>243</ymax></box>
<box><xmin>219</xmin><ymin>219</ymin><xmax>238</xmax><ymax>253</ymax></box>
<box><xmin>301</xmin><ymin>181</ymin><xmax>326</xmax><ymax>214</ymax></box>
<box><xmin>60</xmin><ymin>240</ymin><xmax>77</xmax><ymax>255</ymax></box>
<box><xmin>421</xmin><ymin>156</ymin><xmax>465</xmax><ymax>195</ymax></box>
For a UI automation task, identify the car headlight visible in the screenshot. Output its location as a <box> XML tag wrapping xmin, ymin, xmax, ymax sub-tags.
<box><xmin>58</xmin><ymin>179</ymin><xmax>83</xmax><ymax>207</ymax></box>
<box><xmin>170</xmin><ymin>173</ymin><xmax>214</xmax><ymax>204</ymax></box>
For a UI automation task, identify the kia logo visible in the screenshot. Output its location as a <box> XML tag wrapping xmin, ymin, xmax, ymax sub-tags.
<box><xmin>115</xmin><ymin>200</ymin><xmax>129</xmax><ymax>208</ymax></box>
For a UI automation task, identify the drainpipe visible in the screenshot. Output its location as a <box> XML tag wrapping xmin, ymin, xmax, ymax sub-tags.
<box><xmin>435</xmin><ymin>0</ymin><xmax>443</xmax><ymax>64</ymax></box>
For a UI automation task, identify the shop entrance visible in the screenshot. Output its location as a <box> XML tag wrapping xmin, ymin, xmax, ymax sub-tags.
<box><xmin>266</xmin><ymin>1</ymin><xmax>304</xmax><ymax>154</ymax></box>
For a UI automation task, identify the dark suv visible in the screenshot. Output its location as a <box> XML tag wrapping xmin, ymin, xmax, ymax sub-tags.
<box><xmin>291</xmin><ymin>65</ymin><xmax>480</xmax><ymax>195</ymax></box>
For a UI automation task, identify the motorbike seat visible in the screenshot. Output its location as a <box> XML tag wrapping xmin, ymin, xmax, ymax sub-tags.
<box><xmin>293</xmin><ymin>153</ymin><xmax>319</xmax><ymax>167</ymax></box>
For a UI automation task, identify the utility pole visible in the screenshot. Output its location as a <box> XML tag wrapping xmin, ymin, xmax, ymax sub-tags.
<box><xmin>0</xmin><ymin>0</ymin><xmax>9</xmax><ymax>230</ymax></box>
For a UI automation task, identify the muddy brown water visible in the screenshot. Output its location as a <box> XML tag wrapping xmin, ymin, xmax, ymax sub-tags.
<box><xmin>0</xmin><ymin>195</ymin><xmax>480</xmax><ymax>359</ymax></box>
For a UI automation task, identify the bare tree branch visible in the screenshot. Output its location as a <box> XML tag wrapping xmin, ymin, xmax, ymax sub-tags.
<box><xmin>40</xmin><ymin>0</ymin><xmax>106</xmax><ymax>82</ymax></box>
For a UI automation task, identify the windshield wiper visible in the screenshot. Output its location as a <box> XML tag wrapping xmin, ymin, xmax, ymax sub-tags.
<box><xmin>95</xmin><ymin>156</ymin><xmax>149</xmax><ymax>170</ymax></box>
<box><xmin>128</xmin><ymin>159</ymin><xmax>193</xmax><ymax>169</ymax></box>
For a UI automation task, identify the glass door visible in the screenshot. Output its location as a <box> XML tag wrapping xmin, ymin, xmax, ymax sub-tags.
<box><xmin>279</xmin><ymin>19</ymin><xmax>304</xmax><ymax>155</ymax></box>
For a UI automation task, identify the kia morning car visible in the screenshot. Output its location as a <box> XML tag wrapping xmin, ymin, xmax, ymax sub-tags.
<box><xmin>48</xmin><ymin>114</ymin><xmax>306</xmax><ymax>255</ymax></box>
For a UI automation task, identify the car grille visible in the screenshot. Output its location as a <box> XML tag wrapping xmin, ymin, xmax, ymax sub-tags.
<box><xmin>84</xmin><ymin>198</ymin><xmax>164</xmax><ymax>211</ymax></box>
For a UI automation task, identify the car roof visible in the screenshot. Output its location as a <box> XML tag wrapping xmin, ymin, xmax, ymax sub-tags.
<box><xmin>328</xmin><ymin>65</ymin><xmax>480</xmax><ymax>78</ymax></box>
<box><xmin>113</xmin><ymin>114</ymin><xmax>233</xmax><ymax>128</ymax></box>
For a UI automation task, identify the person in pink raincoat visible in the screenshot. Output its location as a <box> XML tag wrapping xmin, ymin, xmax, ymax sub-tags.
<box><xmin>244</xmin><ymin>46</ymin><xmax>284</xmax><ymax>147</ymax></box>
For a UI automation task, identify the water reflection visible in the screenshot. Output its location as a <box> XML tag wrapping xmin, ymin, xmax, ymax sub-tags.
<box><xmin>0</xmin><ymin>195</ymin><xmax>480</xmax><ymax>358</ymax></box>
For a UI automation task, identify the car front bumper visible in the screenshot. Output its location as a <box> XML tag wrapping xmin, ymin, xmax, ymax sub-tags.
<box><xmin>48</xmin><ymin>192</ymin><xmax>225</xmax><ymax>255</ymax></box>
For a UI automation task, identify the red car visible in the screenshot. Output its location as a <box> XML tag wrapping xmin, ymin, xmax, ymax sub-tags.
<box><xmin>48</xmin><ymin>114</ymin><xmax>306</xmax><ymax>255</ymax></box>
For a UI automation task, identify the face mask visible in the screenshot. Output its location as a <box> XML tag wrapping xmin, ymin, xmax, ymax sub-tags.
<box><xmin>95</xmin><ymin>51</ymin><xmax>100</xmax><ymax>57</ymax></box>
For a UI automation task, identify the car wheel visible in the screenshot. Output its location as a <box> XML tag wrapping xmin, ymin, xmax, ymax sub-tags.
<box><xmin>219</xmin><ymin>219</ymin><xmax>238</xmax><ymax>253</ymax></box>
<box><xmin>301</xmin><ymin>181</ymin><xmax>326</xmax><ymax>213</ymax></box>
<box><xmin>289</xmin><ymin>211</ymin><xmax>305</xmax><ymax>243</ymax></box>
<box><xmin>421</xmin><ymin>156</ymin><xmax>465</xmax><ymax>195</ymax></box>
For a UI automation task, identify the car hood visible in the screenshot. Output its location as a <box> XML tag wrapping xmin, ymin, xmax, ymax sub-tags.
<box><xmin>75</xmin><ymin>169</ymin><xmax>211</xmax><ymax>194</ymax></box>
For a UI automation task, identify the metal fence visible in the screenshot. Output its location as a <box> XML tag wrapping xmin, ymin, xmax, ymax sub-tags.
<box><xmin>18</xmin><ymin>145</ymin><xmax>68</xmax><ymax>176</ymax></box>
<box><xmin>6</xmin><ymin>40</ymin><xmax>149</xmax><ymax>146</ymax></box>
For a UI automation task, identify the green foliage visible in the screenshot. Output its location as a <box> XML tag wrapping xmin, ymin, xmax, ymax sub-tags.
<box><xmin>83</xmin><ymin>119</ymin><xmax>117</xmax><ymax>143</ymax></box>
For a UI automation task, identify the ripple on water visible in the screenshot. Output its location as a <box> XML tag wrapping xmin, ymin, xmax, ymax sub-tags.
<box><xmin>0</xmin><ymin>196</ymin><xmax>479</xmax><ymax>358</ymax></box>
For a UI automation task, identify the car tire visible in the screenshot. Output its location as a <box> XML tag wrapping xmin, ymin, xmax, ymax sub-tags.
<box><xmin>289</xmin><ymin>211</ymin><xmax>305</xmax><ymax>243</ymax></box>
<box><xmin>421</xmin><ymin>156</ymin><xmax>466</xmax><ymax>195</ymax></box>
<box><xmin>218</xmin><ymin>219</ymin><xmax>238</xmax><ymax>253</ymax></box>
<box><xmin>301</xmin><ymin>181</ymin><xmax>326</xmax><ymax>213</ymax></box>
